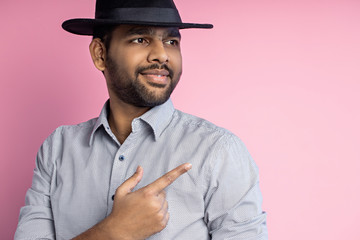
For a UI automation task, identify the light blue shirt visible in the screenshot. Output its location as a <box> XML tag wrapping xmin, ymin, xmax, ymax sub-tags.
<box><xmin>15</xmin><ymin>99</ymin><xmax>267</xmax><ymax>239</ymax></box>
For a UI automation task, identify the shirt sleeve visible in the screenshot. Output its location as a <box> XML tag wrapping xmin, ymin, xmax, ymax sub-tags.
<box><xmin>15</xmin><ymin>134</ymin><xmax>56</xmax><ymax>240</ymax></box>
<box><xmin>204</xmin><ymin>134</ymin><xmax>268</xmax><ymax>240</ymax></box>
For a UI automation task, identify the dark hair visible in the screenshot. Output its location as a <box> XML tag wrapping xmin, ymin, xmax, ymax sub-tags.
<box><xmin>93</xmin><ymin>25</ymin><xmax>117</xmax><ymax>52</ymax></box>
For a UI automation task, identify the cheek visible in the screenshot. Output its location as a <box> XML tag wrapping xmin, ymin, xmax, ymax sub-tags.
<box><xmin>123</xmin><ymin>51</ymin><xmax>143</xmax><ymax>64</ymax></box>
<box><xmin>171</xmin><ymin>51</ymin><xmax>182</xmax><ymax>73</ymax></box>
<box><xmin>110</xmin><ymin>48</ymin><xmax>144</xmax><ymax>73</ymax></box>
<box><xmin>172</xmin><ymin>53</ymin><xmax>182</xmax><ymax>85</ymax></box>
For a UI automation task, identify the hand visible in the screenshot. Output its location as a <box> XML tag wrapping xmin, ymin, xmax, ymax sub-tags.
<box><xmin>100</xmin><ymin>163</ymin><xmax>192</xmax><ymax>240</ymax></box>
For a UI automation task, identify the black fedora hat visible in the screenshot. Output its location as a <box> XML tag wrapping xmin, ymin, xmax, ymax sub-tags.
<box><xmin>62</xmin><ymin>0</ymin><xmax>213</xmax><ymax>35</ymax></box>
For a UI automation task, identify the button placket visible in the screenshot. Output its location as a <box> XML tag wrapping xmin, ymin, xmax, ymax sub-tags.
<box><xmin>107</xmin><ymin>129</ymin><xmax>139</xmax><ymax>213</ymax></box>
<box><xmin>107</xmin><ymin>147</ymin><xmax>128</xmax><ymax>215</ymax></box>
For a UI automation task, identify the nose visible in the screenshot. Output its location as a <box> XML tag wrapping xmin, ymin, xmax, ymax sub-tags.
<box><xmin>147</xmin><ymin>41</ymin><xmax>169</xmax><ymax>64</ymax></box>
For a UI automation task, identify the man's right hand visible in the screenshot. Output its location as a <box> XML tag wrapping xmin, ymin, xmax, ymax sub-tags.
<box><xmin>73</xmin><ymin>163</ymin><xmax>192</xmax><ymax>240</ymax></box>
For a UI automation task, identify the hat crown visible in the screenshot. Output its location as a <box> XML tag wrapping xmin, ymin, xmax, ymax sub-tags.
<box><xmin>95</xmin><ymin>0</ymin><xmax>181</xmax><ymax>22</ymax></box>
<box><xmin>96</xmin><ymin>0</ymin><xmax>177</xmax><ymax>11</ymax></box>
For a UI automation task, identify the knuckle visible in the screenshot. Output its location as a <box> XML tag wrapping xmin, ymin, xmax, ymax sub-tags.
<box><xmin>159</xmin><ymin>220</ymin><xmax>167</xmax><ymax>229</ymax></box>
<box><xmin>150</xmin><ymin>200</ymin><xmax>162</xmax><ymax>211</ymax></box>
<box><xmin>156</xmin><ymin>212</ymin><xmax>164</xmax><ymax>222</ymax></box>
<box><xmin>164</xmin><ymin>174</ymin><xmax>174</xmax><ymax>185</ymax></box>
<box><xmin>160</xmin><ymin>214</ymin><xmax>169</xmax><ymax>229</ymax></box>
<box><xmin>158</xmin><ymin>190</ymin><xmax>166</xmax><ymax>198</ymax></box>
<box><xmin>143</xmin><ymin>188</ymin><xmax>154</xmax><ymax>198</ymax></box>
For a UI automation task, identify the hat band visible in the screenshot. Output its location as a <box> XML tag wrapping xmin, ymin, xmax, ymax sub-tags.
<box><xmin>96</xmin><ymin>7</ymin><xmax>182</xmax><ymax>23</ymax></box>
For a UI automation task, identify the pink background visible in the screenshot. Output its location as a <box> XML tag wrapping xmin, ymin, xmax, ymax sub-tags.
<box><xmin>1</xmin><ymin>0</ymin><xmax>360</xmax><ymax>239</ymax></box>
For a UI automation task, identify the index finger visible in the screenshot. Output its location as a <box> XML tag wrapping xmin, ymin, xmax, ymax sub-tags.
<box><xmin>146</xmin><ymin>163</ymin><xmax>192</xmax><ymax>193</ymax></box>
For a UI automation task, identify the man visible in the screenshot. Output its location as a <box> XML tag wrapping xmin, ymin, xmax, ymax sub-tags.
<box><xmin>15</xmin><ymin>0</ymin><xmax>268</xmax><ymax>239</ymax></box>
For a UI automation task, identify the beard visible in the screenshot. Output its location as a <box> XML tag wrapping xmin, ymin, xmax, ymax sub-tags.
<box><xmin>106</xmin><ymin>55</ymin><xmax>181</xmax><ymax>108</ymax></box>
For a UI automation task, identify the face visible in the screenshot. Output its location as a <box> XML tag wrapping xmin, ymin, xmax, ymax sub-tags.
<box><xmin>103</xmin><ymin>25</ymin><xmax>182</xmax><ymax>108</ymax></box>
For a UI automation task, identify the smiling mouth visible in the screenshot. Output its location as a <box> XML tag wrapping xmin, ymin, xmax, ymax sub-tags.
<box><xmin>140</xmin><ymin>69</ymin><xmax>170</xmax><ymax>85</ymax></box>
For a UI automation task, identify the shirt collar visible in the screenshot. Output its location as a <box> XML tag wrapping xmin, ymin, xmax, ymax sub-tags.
<box><xmin>89</xmin><ymin>99</ymin><xmax>175</xmax><ymax>145</ymax></box>
<box><xmin>137</xmin><ymin>98</ymin><xmax>175</xmax><ymax>141</ymax></box>
<box><xmin>89</xmin><ymin>100</ymin><xmax>111</xmax><ymax>146</ymax></box>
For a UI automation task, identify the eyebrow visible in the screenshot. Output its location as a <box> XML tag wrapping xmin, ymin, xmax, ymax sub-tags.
<box><xmin>167</xmin><ymin>28</ymin><xmax>182</xmax><ymax>39</ymax></box>
<box><xmin>126</xmin><ymin>26</ymin><xmax>181</xmax><ymax>39</ymax></box>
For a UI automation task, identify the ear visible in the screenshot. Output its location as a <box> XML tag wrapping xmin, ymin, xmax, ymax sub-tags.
<box><xmin>89</xmin><ymin>38</ymin><xmax>106</xmax><ymax>71</ymax></box>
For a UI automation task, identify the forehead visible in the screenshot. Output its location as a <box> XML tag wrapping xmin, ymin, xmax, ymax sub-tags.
<box><xmin>111</xmin><ymin>25</ymin><xmax>181</xmax><ymax>39</ymax></box>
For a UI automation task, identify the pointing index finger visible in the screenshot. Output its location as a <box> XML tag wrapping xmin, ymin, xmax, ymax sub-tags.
<box><xmin>147</xmin><ymin>163</ymin><xmax>192</xmax><ymax>193</ymax></box>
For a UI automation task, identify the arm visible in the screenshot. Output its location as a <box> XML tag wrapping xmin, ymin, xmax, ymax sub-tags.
<box><xmin>205</xmin><ymin>135</ymin><xmax>268</xmax><ymax>239</ymax></box>
<box><xmin>15</xmin><ymin>140</ymin><xmax>55</xmax><ymax>240</ymax></box>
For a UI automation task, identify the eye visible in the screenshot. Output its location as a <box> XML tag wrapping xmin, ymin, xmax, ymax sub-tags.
<box><xmin>132</xmin><ymin>38</ymin><xmax>147</xmax><ymax>44</ymax></box>
<box><xmin>164</xmin><ymin>39</ymin><xmax>179</xmax><ymax>46</ymax></box>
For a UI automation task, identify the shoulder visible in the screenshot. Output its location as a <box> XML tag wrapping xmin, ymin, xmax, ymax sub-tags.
<box><xmin>168</xmin><ymin>109</ymin><xmax>251</xmax><ymax>162</ymax></box>
<box><xmin>172</xmin><ymin>109</ymin><xmax>231</xmax><ymax>133</ymax></box>
<box><xmin>36</xmin><ymin>117</ymin><xmax>98</xmax><ymax>170</ymax></box>
<box><xmin>169</xmin><ymin>110</ymin><xmax>259</xmax><ymax>188</ymax></box>
<box><xmin>46</xmin><ymin>117</ymin><xmax>97</xmax><ymax>140</ymax></box>
<box><xmin>171</xmin><ymin>109</ymin><xmax>238</xmax><ymax>142</ymax></box>
<box><xmin>51</xmin><ymin>117</ymin><xmax>97</xmax><ymax>136</ymax></box>
<box><xmin>39</xmin><ymin>117</ymin><xmax>97</xmax><ymax>155</ymax></box>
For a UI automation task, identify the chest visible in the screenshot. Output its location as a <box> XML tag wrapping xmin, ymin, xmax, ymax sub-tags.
<box><xmin>50</xmin><ymin>132</ymin><xmax>210</xmax><ymax>239</ymax></box>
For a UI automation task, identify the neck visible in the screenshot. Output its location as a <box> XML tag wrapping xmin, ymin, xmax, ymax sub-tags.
<box><xmin>108</xmin><ymin>97</ymin><xmax>150</xmax><ymax>144</ymax></box>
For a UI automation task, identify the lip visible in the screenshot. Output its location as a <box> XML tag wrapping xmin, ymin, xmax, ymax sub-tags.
<box><xmin>140</xmin><ymin>69</ymin><xmax>169</xmax><ymax>76</ymax></box>
<box><xmin>140</xmin><ymin>69</ymin><xmax>170</xmax><ymax>85</ymax></box>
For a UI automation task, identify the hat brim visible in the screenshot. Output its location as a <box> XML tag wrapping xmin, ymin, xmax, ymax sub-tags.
<box><xmin>62</xmin><ymin>18</ymin><xmax>213</xmax><ymax>35</ymax></box>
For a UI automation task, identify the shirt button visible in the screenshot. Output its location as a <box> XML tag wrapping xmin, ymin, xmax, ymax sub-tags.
<box><xmin>119</xmin><ymin>155</ymin><xmax>125</xmax><ymax>161</ymax></box>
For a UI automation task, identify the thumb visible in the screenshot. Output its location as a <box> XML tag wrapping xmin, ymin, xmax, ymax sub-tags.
<box><xmin>114</xmin><ymin>166</ymin><xmax>143</xmax><ymax>199</ymax></box>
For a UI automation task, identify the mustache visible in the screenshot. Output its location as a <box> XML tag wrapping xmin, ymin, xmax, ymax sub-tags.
<box><xmin>136</xmin><ymin>64</ymin><xmax>174</xmax><ymax>78</ymax></box>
